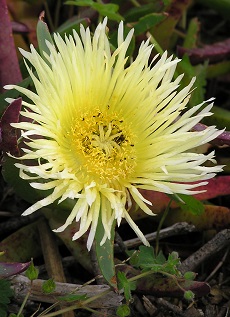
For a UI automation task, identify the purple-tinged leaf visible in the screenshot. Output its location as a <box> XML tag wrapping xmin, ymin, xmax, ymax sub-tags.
<box><xmin>192</xmin><ymin>122</ymin><xmax>230</xmax><ymax>146</ymax></box>
<box><xmin>11</xmin><ymin>21</ymin><xmax>30</xmax><ymax>33</ymax></box>
<box><xmin>0</xmin><ymin>98</ymin><xmax>22</xmax><ymax>155</ymax></box>
<box><xmin>210</xmin><ymin>129</ymin><xmax>230</xmax><ymax>146</ymax></box>
<box><xmin>177</xmin><ymin>39</ymin><xmax>230</xmax><ymax>65</ymax></box>
<box><xmin>0</xmin><ymin>261</ymin><xmax>30</xmax><ymax>278</ymax></box>
<box><xmin>0</xmin><ymin>0</ymin><xmax>22</xmax><ymax>92</ymax></box>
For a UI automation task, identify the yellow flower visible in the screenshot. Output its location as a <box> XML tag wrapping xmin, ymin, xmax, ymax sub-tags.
<box><xmin>5</xmin><ymin>19</ymin><xmax>223</xmax><ymax>250</ymax></box>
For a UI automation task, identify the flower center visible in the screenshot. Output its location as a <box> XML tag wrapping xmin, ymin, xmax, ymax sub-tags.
<box><xmin>70</xmin><ymin>109</ymin><xmax>137</xmax><ymax>184</ymax></box>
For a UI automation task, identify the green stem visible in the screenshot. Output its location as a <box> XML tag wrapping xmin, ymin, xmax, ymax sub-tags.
<box><xmin>39</xmin><ymin>276</ymin><xmax>98</xmax><ymax>316</ymax></box>
<box><xmin>43</xmin><ymin>0</ymin><xmax>55</xmax><ymax>33</ymax></box>
<box><xmin>96</xmin><ymin>0</ymin><xmax>103</xmax><ymax>23</ymax></box>
<box><xmin>155</xmin><ymin>198</ymin><xmax>173</xmax><ymax>255</ymax></box>
<box><xmin>206</xmin><ymin>61</ymin><xmax>230</xmax><ymax>79</ymax></box>
<box><xmin>158</xmin><ymin>270</ymin><xmax>187</xmax><ymax>293</ymax></box>
<box><xmin>40</xmin><ymin>289</ymin><xmax>111</xmax><ymax>317</ymax></box>
<box><xmin>128</xmin><ymin>269</ymin><xmax>186</xmax><ymax>295</ymax></box>
<box><xmin>130</xmin><ymin>0</ymin><xmax>141</xmax><ymax>7</ymax></box>
<box><xmin>39</xmin><ymin>302</ymin><xmax>59</xmax><ymax>316</ymax></box>
<box><xmin>128</xmin><ymin>270</ymin><xmax>154</xmax><ymax>283</ymax></box>
<box><xmin>84</xmin><ymin>307</ymin><xmax>104</xmax><ymax>315</ymax></box>
<box><xmin>54</xmin><ymin>0</ymin><xmax>61</xmax><ymax>30</ymax></box>
<box><xmin>16</xmin><ymin>284</ymin><xmax>32</xmax><ymax>317</ymax></box>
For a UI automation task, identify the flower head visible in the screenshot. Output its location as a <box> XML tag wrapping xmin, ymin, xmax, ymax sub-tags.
<box><xmin>5</xmin><ymin>19</ymin><xmax>223</xmax><ymax>249</ymax></box>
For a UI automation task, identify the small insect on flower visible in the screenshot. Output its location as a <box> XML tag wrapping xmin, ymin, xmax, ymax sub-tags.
<box><xmin>5</xmin><ymin>18</ymin><xmax>223</xmax><ymax>250</ymax></box>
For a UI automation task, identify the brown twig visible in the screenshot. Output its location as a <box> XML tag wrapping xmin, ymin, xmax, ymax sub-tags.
<box><xmin>205</xmin><ymin>247</ymin><xmax>230</xmax><ymax>282</ymax></box>
<box><xmin>179</xmin><ymin>229</ymin><xmax>230</xmax><ymax>274</ymax></box>
<box><xmin>39</xmin><ymin>218</ymin><xmax>66</xmax><ymax>284</ymax></box>
<box><xmin>39</xmin><ymin>218</ymin><xmax>74</xmax><ymax>317</ymax></box>
<box><xmin>216</xmin><ymin>299</ymin><xmax>230</xmax><ymax>317</ymax></box>
<box><xmin>115</xmin><ymin>222</ymin><xmax>197</xmax><ymax>251</ymax></box>
<box><xmin>154</xmin><ymin>297</ymin><xmax>184</xmax><ymax>316</ymax></box>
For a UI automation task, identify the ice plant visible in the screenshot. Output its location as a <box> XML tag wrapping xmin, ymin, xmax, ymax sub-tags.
<box><xmin>5</xmin><ymin>19</ymin><xmax>223</xmax><ymax>250</ymax></box>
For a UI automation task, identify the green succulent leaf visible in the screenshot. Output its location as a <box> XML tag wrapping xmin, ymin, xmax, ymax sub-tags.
<box><xmin>125</xmin><ymin>3</ymin><xmax>164</xmax><ymax>22</ymax></box>
<box><xmin>172</xmin><ymin>193</ymin><xmax>205</xmax><ymax>216</ymax></box>
<box><xmin>92</xmin><ymin>3</ymin><xmax>123</xmax><ymax>21</ymax></box>
<box><xmin>36</xmin><ymin>14</ymin><xmax>54</xmax><ymax>61</ymax></box>
<box><xmin>65</xmin><ymin>0</ymin><xmax>94</xmax><ymax>6</ymax></box>
<box><xmin>95</xmin><ymin>211</ymin><xmax>117</xmax><ymax>289</ymax></box>
<box><xmin>0</xmin><ymin>279</ymin><xmax>14</xmax><ymax>317</ymax></box>
<box><xmin>56</xmin><ymin>17</ymin><xmax>88</xmax><ymax>37</ymax></box>
<box><xmin>134</xmin><ymin>13</ymin><xmax>166</xmax><ymax>36</ymax></box>
<box><xmin>65</xmin><ymin>0</ymin><xmax>123</xmax><ymax>21</ymax></box>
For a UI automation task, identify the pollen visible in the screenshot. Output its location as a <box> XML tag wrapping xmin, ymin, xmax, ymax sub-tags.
<box><xmin>70</xmin><ymin>109</ymin><xmax>137</xmax><ymax>184</ymax></box>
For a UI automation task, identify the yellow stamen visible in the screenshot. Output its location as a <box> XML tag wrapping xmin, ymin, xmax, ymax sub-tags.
<box><xmin>70</xmin><ymin>109</ymin><xmax>137</xmax><ymax>184</ymax></box>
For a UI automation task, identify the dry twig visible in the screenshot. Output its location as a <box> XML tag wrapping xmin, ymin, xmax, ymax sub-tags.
<box><xmin>179</xmin><ymin>229</ymin><xmax>230</xmax><ymax>274</ymax></box>
<box><xmin>11</xmin><ymin>275</ymin><xmax>123</xmax><ymax>308</ymax></box>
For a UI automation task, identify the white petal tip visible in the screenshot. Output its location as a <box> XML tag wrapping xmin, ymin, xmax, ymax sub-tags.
<box><xmin>86</xmin><ymin>241</ymin><xmax>93</xmax><ymax>251</ymax></box>
<box><xmin>53</xmin><ymin>228</ymin><xmax>63</xmax><ymax>233</ymax></box>
<box><xmin>4</xmin><ymin>85</ymin><xmax>14</xmax><ymax>90</ymax></box>
<box><xmin>21</xmin><ymin>209</ymin><xmax>34</xmax><ymax>216</ymax></box>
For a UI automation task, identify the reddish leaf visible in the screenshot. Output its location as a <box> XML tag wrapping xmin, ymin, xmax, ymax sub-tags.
<box><xmin>0</xmin><ymin>261</ymin><xmax>30</xmax><ymax>278</ymax></box>
<box><xmin>178</xmin><ymin>38</ymin><xmax>230</xmax><ymax>65</ymax></box>
<box><xmin>193</xmin><ymin>176</ymin><xmax>230</xmax><ymax>201</ymax></box>
<box><xmin>0</xmin><ymin>0</ymin><xmax>22</xmax><ymax>91</ymax></box>
<box><xmin>141</xmin><ymin>175</ymin><xmax>230</xmax><ymax>210</ymax></box>
<box><xmin>0</xmin><ymin>98</ymin><xmax>22</xmax><ymax>155</ymax></box>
